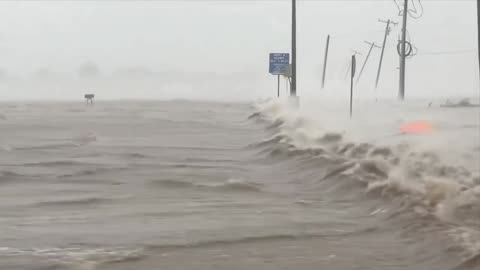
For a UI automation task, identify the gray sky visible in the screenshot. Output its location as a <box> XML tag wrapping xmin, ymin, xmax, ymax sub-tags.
<box><xmin>0</xmin><ymin>0</ymin><xmax>478</xmax><ymax>100</ymax></box>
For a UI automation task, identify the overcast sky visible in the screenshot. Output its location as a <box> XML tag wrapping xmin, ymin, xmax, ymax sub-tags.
<box><xmin>0</xmin><ymin>0</ymin><xmax>478</xmax><ymax>100</ymax></box>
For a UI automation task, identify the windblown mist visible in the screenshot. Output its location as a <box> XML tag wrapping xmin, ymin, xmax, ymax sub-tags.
<box><xmin>0</xmin><ymin>0</ymin><xmax>478</xmax><ymax>100</ymax></box>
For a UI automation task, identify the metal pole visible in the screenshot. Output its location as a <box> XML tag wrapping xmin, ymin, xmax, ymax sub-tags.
<box><xmin>286</xmin><ymin>77</ymin><xmax>289</xmax><ymax>95</ymax></box>
<box><xmin>477</xmin><ymin>0</ymin><xmax>480</xmax><ymax>85</ymax></box>
<box><xmin>399</xmin><ymin>0</ymin><xmax>408</xmax><ymax>100</ymax></box>
<box><xmin>376</xmin><ymin>19</ymin><xmax>391</xmax><ymax>89</ymax></box>
<box><xmin>356</xmin><ymin>41</ymin><xmax>379</xmax><ymax>84</ymax></box>
<box><xmin>277</xmin><ymin>75</ymin><xmax>280</xmax><ymax>97</ymax></box>
<box><xmin>321</xmin><ymin>35</ymin><xmax>330</xmax><ymax>89</ymax></box>
<box><xmin>350</xmin><ymin>55</ymin><xmax>356</xmax><ymax>118</ymax></box>
<box><xmin>291</xmin><ymin>0</ymin><xmax>297</xmax><ymax>96</ymax></box>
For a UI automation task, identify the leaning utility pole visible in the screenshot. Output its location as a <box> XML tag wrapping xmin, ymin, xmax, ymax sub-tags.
<box><xmin>356</xmin><ymin>41</ymin><xmax>381</xmax><ymax>83</ymax></box>
<box><xmin>399</xmin><ymin>0</ymin><xmax>408</xmax><ymax>100</ymax></box>
<box><xmin>291</xmin><ymin>0</ymin><xmax>297</xmax><ymax>97</ymax></box>
<box><xmin>376</xmin><ymin>19</ymin><xmax>397</xmax><ymax>89</ymax></box>
<box><xmin>321</xmin><ymin>34</ymin><xmax>330</xmax><ymax>89</ymax></box>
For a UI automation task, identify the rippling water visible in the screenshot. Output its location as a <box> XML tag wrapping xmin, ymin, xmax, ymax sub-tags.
<box><xmin>0</xmin><ymin>99</ymin><xmax>479</xmax><ymax>270</ymax></box>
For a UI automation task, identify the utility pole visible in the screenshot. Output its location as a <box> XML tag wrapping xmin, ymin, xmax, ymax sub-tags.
<box><xmin>291</xmin><ymin>0</ymin><xmax>297</xmax><ymax>97</ymax></box>
<box><xmin>350</xmin><ymin>55</ymin><xmax>356</xmax><ymax>118</ymax></box>
<box><xmin>356</xmin><ymin>41</ymin><xmax>381</xmax><ymax>83</ymax></box>
<box><xmin>476</xmin><ymin>0</ymin><xmax>480</xmax><ymax>100</ymax></box>
<box><xmin>321</xmin><ymin>34</ymin><xmax>330</xmax><ymax>89</ymax></box>
<box><xmin>399</xmin><ymin>0</ymin><xmax>408</xmax><ymax>100</ymax></box>
<box><xmin>376</xmin><ymin>19</ymin><xmax>397</xmax><ymax>89</ymax></box>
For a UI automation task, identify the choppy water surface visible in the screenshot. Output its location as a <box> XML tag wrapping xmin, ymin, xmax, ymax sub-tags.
<box><xmin>0</xmin><ymin>99</ymin><xmax>479</xmax><ymax>270</ymax></box>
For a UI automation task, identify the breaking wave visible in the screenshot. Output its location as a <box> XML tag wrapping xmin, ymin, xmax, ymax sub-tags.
<box><xmin>250</xmin><ymin>98</ymin><xmax>480</xmax><ymax>259</ymax></box>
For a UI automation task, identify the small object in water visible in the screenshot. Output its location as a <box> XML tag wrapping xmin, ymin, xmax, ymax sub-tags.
<box><xmin>400</xmin><ymin>121</ymin><xmax>433</xmax><ymax>134</ymax></box>
<box><xmin>84</xmin><ymin>94</ymin><xmax>95</xmax><ymax>104</ymax></box>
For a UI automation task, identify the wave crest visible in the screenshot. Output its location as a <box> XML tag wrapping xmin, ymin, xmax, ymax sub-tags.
<box><xmin>251</xmin><ymin>98</ymin><xmax>480</xmax><ymax>257</ymax></box>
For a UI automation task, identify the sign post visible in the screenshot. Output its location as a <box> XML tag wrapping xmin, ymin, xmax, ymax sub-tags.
<box><xmin>269</xmin><ymin>53</ymin><xmax>290</xmax><ymax>97</ymax></box>
<box><xmin>277</xmin><ymin>75</ymin><xmax>280</xmax><ymax>97</ymax></box>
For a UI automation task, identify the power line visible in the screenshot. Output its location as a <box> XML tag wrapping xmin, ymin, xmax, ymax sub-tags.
<box><xmin>393</xmin><ymin>0</ymin><xmax>401</xmax><ymax>12</ymax></box>
<box><xmin>416</xmin><ymin>49</ymin><xmax>477</xmax><ymax>56</ymax></box>
<box><xmin>393</xmin><ymin>0</ymin><xmax>424</xmax><ymax>19</ymax></box>
<box><xmin>330</xmin><ymin>30</ymin><xmax>384</xmax><ymax>40</ymax></box>
<box><xmin>408</xmin><ymin>0</ymin><xmax>424</xmax><ymax>19</ymax></box>
<box><xmin>356</xmin><ymin>41</ymin><xmax>381</xmax><ymax>84</ymax></box>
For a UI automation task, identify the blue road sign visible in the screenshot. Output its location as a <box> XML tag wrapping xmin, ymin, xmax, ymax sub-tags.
<box><xmin>269</xmin><ymin>53</ymin><xmax>290</xmax><ymax>75</ymax></box>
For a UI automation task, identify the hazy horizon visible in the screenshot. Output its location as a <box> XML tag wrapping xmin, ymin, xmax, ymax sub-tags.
<box><xmin>0</xmin><ymin>0</ymin><xmax>478</xmax><ymax>100</ymax></box>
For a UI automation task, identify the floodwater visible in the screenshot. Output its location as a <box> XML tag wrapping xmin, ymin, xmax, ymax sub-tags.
<box><xmin>0</xmin><ymin>99</ymin><xmax>479</xmax><ymax>270</ymax></box>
